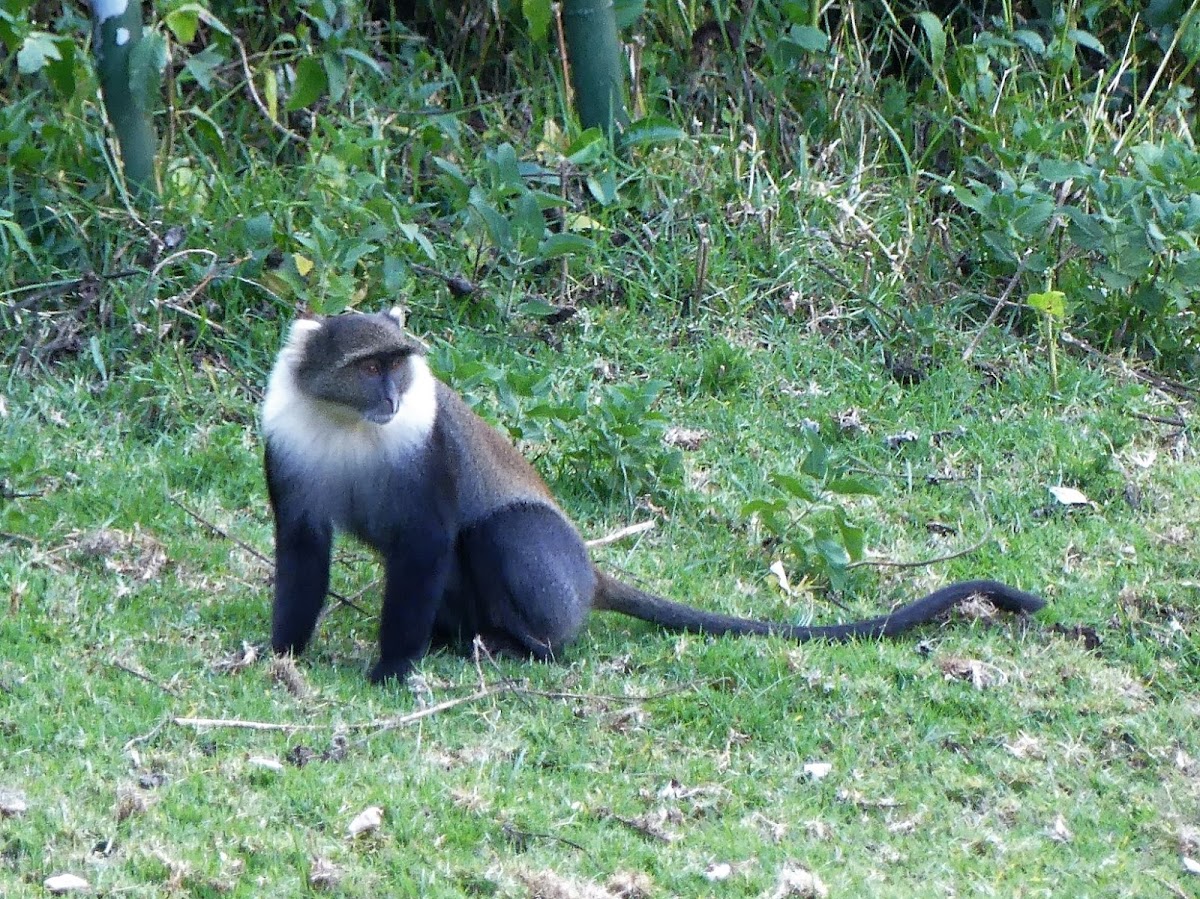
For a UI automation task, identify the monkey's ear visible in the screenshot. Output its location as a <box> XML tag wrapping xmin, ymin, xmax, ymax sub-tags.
<box><xmin>385</xmin><ymin>306</ymin><xmax>406</xmax><ymax>329</ymax></box>
<box><xmin>283</xmin><ymin>316</ymin><xmax>323</xmax><ymax>352</ymax></box>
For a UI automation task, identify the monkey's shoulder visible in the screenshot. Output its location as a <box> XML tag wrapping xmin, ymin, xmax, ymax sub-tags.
<box><xmin>432</xmin><ymin>381</ymin><xmax>563</xmax><ymax>524</ymax></box>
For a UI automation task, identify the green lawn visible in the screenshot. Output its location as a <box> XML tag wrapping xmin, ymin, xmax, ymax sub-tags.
<box><xmin>3</xmin><ymin>2</ymin><xmax>1200</xmax><ymax>896</ymax></box>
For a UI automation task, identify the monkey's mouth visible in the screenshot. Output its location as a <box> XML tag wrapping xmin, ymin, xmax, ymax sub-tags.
<box><xmin>364</xmin><ymin>409</ymin><xmax>397</xmax><ymax>425</ymax></box>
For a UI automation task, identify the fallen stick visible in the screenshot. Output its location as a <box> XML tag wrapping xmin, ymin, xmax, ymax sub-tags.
<box><xmin>586</xmin><ymin>519</ymin><xmax>656</xmax><ymax>548</ymax></box>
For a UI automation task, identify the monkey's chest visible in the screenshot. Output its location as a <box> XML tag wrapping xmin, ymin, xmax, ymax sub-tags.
<box><xmin>315</xmin><ymin>458</ymin><xmax>445</xmax><ymax>552</ymax></box>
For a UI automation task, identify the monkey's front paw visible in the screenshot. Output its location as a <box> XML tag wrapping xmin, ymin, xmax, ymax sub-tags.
<box><xmin>368</xmin><ymin>657</ymin><xmax>412</xmax><ymax>685</ymax></box>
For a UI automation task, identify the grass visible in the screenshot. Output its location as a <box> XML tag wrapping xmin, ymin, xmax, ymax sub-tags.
<box><xmin>4</xmin><ymin>2</ymin><xmax>1200</xmax><ymax>896</ymax></box>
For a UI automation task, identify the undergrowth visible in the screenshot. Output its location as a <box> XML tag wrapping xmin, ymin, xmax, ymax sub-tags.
<box><xmin>2</xmin><ymin>1</ymin><xmax>1199</xmax><ymax>896</ymax></box>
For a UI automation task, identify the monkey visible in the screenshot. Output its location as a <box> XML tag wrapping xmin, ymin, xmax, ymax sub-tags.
<box><xmin>261</xmin><ymin>308</ymin><xmax>1045</xmax><ymax>684</ymax></box>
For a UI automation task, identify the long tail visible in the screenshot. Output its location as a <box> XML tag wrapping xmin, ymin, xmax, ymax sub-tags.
<box><xmin>593</xmin><ymin>571</ymin><xmax>1045</xmax><ymax>641</ymax></box>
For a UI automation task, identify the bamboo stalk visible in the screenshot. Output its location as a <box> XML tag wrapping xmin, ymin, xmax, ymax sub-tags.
<box><xmin>560</xmin><ymin>0</ymin><xmax>628</xmax><ymax>135</ymax></box>
<box><xmin>90</xmin><ymin>0</ymin><xmax>158</xmax><ymax>204</ymax></box>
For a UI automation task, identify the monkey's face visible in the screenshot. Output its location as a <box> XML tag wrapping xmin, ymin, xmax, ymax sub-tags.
<box><xmin>352</xmin><ymin>354</ymin><xmax>415</xmax><ymax>424</ymax></box>
<box><xmin>296</xmin><ymin>313</ymin><xmax>424</xmax><ymax>425</ymax></box>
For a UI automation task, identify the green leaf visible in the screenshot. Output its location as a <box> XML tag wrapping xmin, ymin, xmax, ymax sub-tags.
<box><xmin>193</xmin><ymin>6</ymin><xmax>231</xmax><ymax>35</ymax></box>
<box><xmin>17</xmin><ymin>31</ymin><xmax>61</xmax><ymax>74</ymax></box>
<box><xmin>44</xmin><ymin>38</ymin><xmax>75</xmax><ymax>96</ymax></box>
<box><xmin>566</xmin><ymin>128</ymin><xmax>606</xmax><ymax>164</ymax></box>
<box><xmin>1028</xmin><ymin>289</ymin><xmax>1066</xmax><ymax>320</ymax></box>
<box><xmin>340</xmin><ymin>240</ymin><xmax>377</xmax><ymax>269</ymax></box>
<box><xmin>492</xmin><ymin>142</ymin><xmax>522</xmax><ymax>188</ymax></box>
<box><xmin>164</xmin><ymin>5</ymin><xmax>202</xmax><ymax>44</ymax></box>
<box><xmin>397</xmin><ymin>221</ymin><xmax>436</xmax><ymax>260</ymax></box>
<box><xmin>182</xmin><ymin>44</ymin><xmax>223</xmax><ymax>90</ymax></box>
<box><xmin>431</xmin><ymin>156</ymin><xmax>466</xmax><ymax>183</ymax></box>
<box><xmin>514</xmin><ymin>193</ymin><xmax>546</xmax><ymax>250</ymax></box>
<box><xmin>912</xmin><ymin>11</ymin><xmax>946</xmax><ymax>74</ymax></box>
<box><xmin>770</xmin><ymin>473</ymin><xmax>817</xmax><ymax>502</ymax></box>
<box><xmin>0</xmin><ymin>9</ymin><xmax>22</xmax><ymax>53</ymax></box>
<box><xmin>183</xmin><ymin>104</ymin><xmax>224</xmax><ymax>142</ymax></box>
<box><xmin>1013</xmin><ymin>29</ymin><xmax>1046</xmax><ymax>55</ymax></box>
<box><xmin>518</xmin><ymin>299</ymin><xmax>560</xmax><ymax>318</ymax></box>
<box><xmin>0</xmin><ymin>210</ymin><xmax>36</xmax><ymax>262</ymax></box>
<box><xmin>522</xmin><ymin>0</ymin><xmax>552</xmax><ymax>43</ymax></box>
<box><xmin>800</xmin><ymin>435</ymin><xmax>828</xmax><ymax>480</ymax></box>
<box><xmin>382</xmin><ymin>255</ymin><xmax>406</xmax><ymax>293</ymax></box>
<box><xmin>341</xmin><ymin>47</ymin><xmax>386</xmax><ymax>78</ymax></box>
<box><xmin>951</xmin><ymin>181</ymin><xmax>995</xmax><ymax>215</ymax></box>
<box><xmin>814</xmin><ymin>532</ymin><xmax>850</xmax><ymax>569</ymax></box>
<box><xmin>538</xmin><ymin>232</ymin><xmax>595</xmax><ymax>259</ymax></box>
<box><xmin>287</xmin><ymin>55</ymin><xmax>327</xmax><ymax>110</ymax></box>
<box><xmin>1068</xmin><ymin>28</ymin><xmax>1106</xmax><ymax>57</ymax></box>
<box><xmin>586</xmin><ymin>171</ymin><xmax>618</xmax><ymax>206</ymax></box>
<box><xmin>620</xmin><ymin>117</ymin><xmax>686</xmax><ymax>148</ymax></box>
<box><xmin>837</xmin><ymin>518</ymin><xmax>866</xmax><ymax>562</ymax></box>
<box><xmin>88</xmin><ymin>335</ymin><xmax>109</xmax><ymax>382</ymax></box>
<box><xmin>824</xmin><ymin>476</ymin><xmax>879</xmax><ymax>496</ymax></box>
<box><xmin>324</xmin><ymin>53</ymin><xmax>347</xmax><ymax>103</ymax></box>
<box><xmin>787</xmin><ymin>25</ymin><xmax>829</xmax><ymax>53</ymax></box>
<box><xmin>741</xmin><ymin>498</ymin><xmax>788</xmax><ymax>516</ymax></box>
<box><xmin>242</xmin><ymin>213</ymin><xmax>274</xmax><ymax>246</ymax></box>
<box><xmin>1010</xmin><ymin>194</ymin><xmax>1055</xmax><ymax>237</ymax></box>
<box><xmin>1037</xmin><ymin>158</ymin><xmax>1092</xmax><ymax>183</ymax></box>
<box><xmin>1062</xmin><ymin>206</ymin><xmax>1106</xmax><ymax>250</ymax></box>
<box><xmin>470</xmin><ymin>200</ymin><xmax>512</xmax><ymax>251</ymax></box>
<box><xmin>263</xmin><ymin>66</ymin><xmax>279</xmax><ymax>120</ymax></box>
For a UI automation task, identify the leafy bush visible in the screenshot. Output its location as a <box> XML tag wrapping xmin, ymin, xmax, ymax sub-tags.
<box><xmin>430</xmin><ymin>341</ymin><xmax>683</xmax><ymax>504</ymax></box>
<box><xmin>953</xmin><ymin>137</ymin><xmax>1200</xmax><ymax>372</ymax></box>
<box><xmin>742</xmin><ymin>429</ymin><xmax>877</xmax><ymax>591</ymax></box>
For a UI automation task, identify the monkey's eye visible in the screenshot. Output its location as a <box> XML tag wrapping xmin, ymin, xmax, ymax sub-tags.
<box><xmin>359</xmin><ymin>360</ymin><xmax>382</xmax><ymax>377</ymax></box>
<box><xmin>387</xmin><ymin>356</ymin><xmax>407</xmax><ymax>372</ymax></box>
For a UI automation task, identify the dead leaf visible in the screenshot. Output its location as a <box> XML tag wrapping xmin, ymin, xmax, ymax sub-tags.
<box><xmin>608</xmin><ymin>808</ymin><xmax>680</xmax><ymax>843</ymax></box>
<box><xmin>1127</xmin><ymin>449</ymin><xmax>1156</xmax><ymax>469</ymax></box>
<box><xmin>286</xmin><ymin>745</ymin><xmax>318</xmax><ymax>767</ymax></box>
<box><xmin>606</xmin><ymin>871</ymin><xmax>652</xmax><ymax>898</ymax></box>
<box><xmin>64</xmin><ymin>527</ymin><xmax>168</xmax><ymax>580</ymax></box>
<box><xmin>212</xmin><ymin>642</ymin><xmax>259</xmax><ymax>674</ymax></box>
<box><xmin>44</xmin><ymin>873</ymin><xmax>90</xmax><ymax>893</ymax></box>
<box><xmin>769</xmin><ymin>560</ymin><xmax>794</xmax><ymax>597</ymax></box>
<box><xmin>270</xmin><ymin>654</ymin><xmax>310</xmax><ymax>699</ymax></box>
<box><xmin>834</xmin><ymin>407</ymin><xmax>864</xmax><ymax>433</ymax></box>
<box><xmin>745</xmin><ymin>811</ymin><xmax>788</xmax><ymax>842</ymax></box>
<box><xmin>885</xmin><ymin>430</ymin><xmax>918</xmax><ymax>449</ymax></box>
<box><xmin>1049</xmin><ymin>485</ymin><xmax>1093</xmax><ymax>507</ymax></box>
<box><xmin>309</xmin><ymin>856</ymin><xmax>341</xmax><ymax>889</ymax></box>
<box><xmin>951</xmin><ymin>595</ymin><xmax>1006</xmax><ymax>621</ymax></box>
<box><xmin>769</xmin><ymin>864</ymin><xmax>829</xmax><ymax>898</ymax></box>
<box><xmin>664</xmin><ymin>426</ymin><xmax>710</xmax><ymax>450</ymax></box>
<box><xmin>1004</xmin><ymin>734</ymin><xmax>1045</xmax><ymax>760</ymax></box>
<box><xmin>347</xmin><ymin>805</ymin><xmax>384</xmax><ymax>838</ymax></box>
<box><xmin>836</xmin><ymin>789</ymin><xmax>897</xmax><ymax>809</ymax></box>
<box><xmin>939</xmin><ymin>656</ymin><xmax>1008</xmax><ymax>690</ymax></box>
<box><xmin>0</xmin><ymin>790</ymin><xmax>28</xmax><ymax>817</ymax></box>
<box><xmin>516</xmin><ymin>868</ymin><xmax>615</xmax><ymax>899</ymax></box>
<box><xmin>802</xmin><ymin>762</ymin><xmax>832</xmax><ymax>781</ymax></box>
<box><xmin>704</xmin><ymin>862</ymin><xmax>733</xmax><ymax>882</ymax></box>
<box><xmin>1048</xmin><ymin>814</ymin><xmax>1073</xmax><ymax>843</ymax></box>
<box><xmin>114</xmin><ymin>786</ymin><xmax>148</xmax><ymax>823</ymax></box>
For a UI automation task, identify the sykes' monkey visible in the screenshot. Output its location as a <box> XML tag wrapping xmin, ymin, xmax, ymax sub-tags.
<box><xmin>262</xmin><ymin>309</ymin><xmax>1044</xmax><ymax>683</ymax></box>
